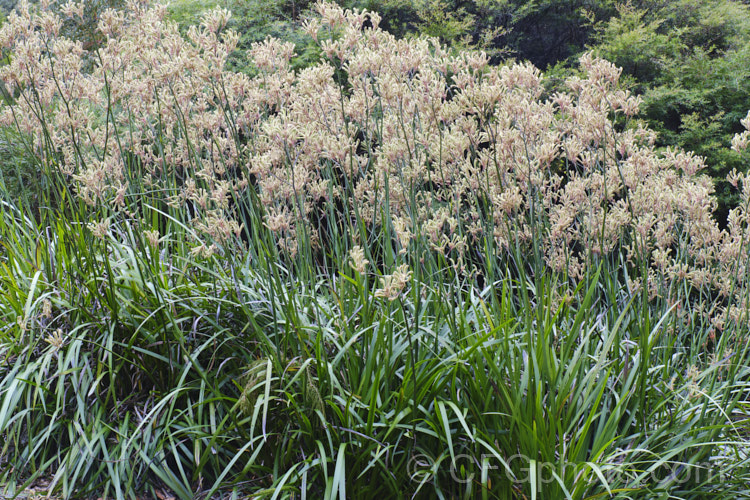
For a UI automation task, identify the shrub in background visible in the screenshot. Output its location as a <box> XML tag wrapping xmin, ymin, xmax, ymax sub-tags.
<box><xmin>584</xmin><ymin>0</ymin><xmax>750</xmax><ymax>224</ymax></box>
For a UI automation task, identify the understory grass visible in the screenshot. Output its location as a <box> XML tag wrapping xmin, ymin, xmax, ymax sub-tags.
<box><xmin>1</xmin><ymin>171</ymin><xmax>749</xmax><ymax>498</ymax></box>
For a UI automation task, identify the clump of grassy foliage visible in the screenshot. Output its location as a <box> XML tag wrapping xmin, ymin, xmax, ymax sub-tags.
<box><xmin>0</xmin><ymin>127</ymin><xmax>43</xmax><ymax>215</ymax></box>
<box><xmin>1</xmin><ymin>1</ymin><xmax>750</xmax><ymax>499</ymax></box>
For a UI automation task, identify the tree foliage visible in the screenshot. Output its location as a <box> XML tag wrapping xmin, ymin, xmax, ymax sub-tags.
<box><xmin>589</xmin><ymin>0</ymin><xmax>750</xmax><ymax>224</ymax></box>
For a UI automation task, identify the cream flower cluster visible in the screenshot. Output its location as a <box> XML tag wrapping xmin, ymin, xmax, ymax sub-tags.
<box><xmin>1</xmin><ymin>1</ymin><xmax>749</xmax><ymax>327</ymax></box>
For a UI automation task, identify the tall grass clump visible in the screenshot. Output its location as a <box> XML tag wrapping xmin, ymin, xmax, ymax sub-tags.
<box><xmin>1</xmin><ymin>0</ymin><xmax>750</xmax><ymax>498</ymax></box>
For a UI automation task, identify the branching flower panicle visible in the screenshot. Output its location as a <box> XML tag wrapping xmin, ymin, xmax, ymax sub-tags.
<box><xmin>1</xmin><ymin>1</ymin><xmax>749</xmax><ymax>327</ymax></box>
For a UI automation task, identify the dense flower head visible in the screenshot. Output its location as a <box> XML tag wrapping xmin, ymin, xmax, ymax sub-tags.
<box><xmin>1</xmin><ymin>0</ymin><xmax>749</xmax><ymax>326</ymax></box>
